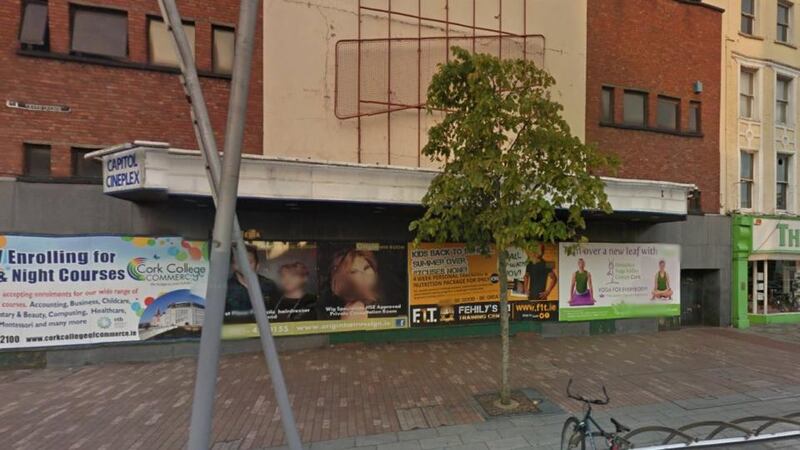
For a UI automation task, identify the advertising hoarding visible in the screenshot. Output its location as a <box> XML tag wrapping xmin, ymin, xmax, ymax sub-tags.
<box><xmin>222</xmin><ymin>241</ymin><xmax>409</xmax><ymax>338</ymax></box>
<box><xmin>0</xmin><ymin>235</ymin><xmax>209</xmax><ymax>348</ymax></box>
<box><xmin>558</xmin><ymin>243</ymin><xmax>680</xmax><ymax>321</ymax></box>
<box><xmin>408</xmin><ymin>243</ymin><xmax>558</xmax><ymax>326</ymax></box>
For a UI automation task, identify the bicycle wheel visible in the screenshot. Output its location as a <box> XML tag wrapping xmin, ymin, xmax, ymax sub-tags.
<box><xmin>561</xmin><ymin>417</ymin><xmax>585</xmax><ymax>450</ymax></box>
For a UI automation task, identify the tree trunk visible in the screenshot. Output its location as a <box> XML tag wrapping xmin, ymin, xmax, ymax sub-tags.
<box><xmin>498</xmin><ymin>249</ymin><xmax>511</xmax><ymax>405</ymax></box>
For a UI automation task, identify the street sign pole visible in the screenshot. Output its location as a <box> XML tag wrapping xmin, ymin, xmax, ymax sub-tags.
<box><xmin>156</xmin><ymin>1</ymin><xmax>302</xmax><ymax>449</ymax></box>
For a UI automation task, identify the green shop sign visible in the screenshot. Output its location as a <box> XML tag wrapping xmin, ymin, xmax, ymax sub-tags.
<box><xmin>752</xmin><ymin>217</ymin><xmax>800</xmax><ymax>254</ymax></box>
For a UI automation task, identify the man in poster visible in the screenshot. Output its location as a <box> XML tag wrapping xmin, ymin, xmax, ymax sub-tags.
<box><xmin>523</xmin><ymin>244</ymin><xmax>558</xmax><ymax>301</ymax></box>
<box><xmin>271</xmin><ymin>262</ymin><xmax>318</xmax><ymax>321</ymax></box>
<box><xmin>224</xmin><ymin>244</ymin><xmax>279</xmax><ymax>323</ymax></box>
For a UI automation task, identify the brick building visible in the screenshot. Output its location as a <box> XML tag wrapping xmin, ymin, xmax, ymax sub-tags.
<box><xmin>586</xmin><ymin>0</ymin><xmax>723</xmax><ymax>214</ymax></box>
<box><xmin>582</xmin><ymin>0</ymin><xmax>730</xmax><ymax>327</ymax></box>
<box><xmin>88</xmin><ymin>0</ymin><xmax>730</xmax><ymax>333</ymax></box>
<box><xmin>0</xmin><ymin>0</ymin><xmax>262</xmax><ymax>178</ymax></box>
<box><xmin>0</xmin><ymin>0</ymin><xmax>733</xmax><ymax>359</ymax></box>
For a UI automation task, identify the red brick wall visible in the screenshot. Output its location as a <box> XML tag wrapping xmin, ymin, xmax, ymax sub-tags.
<box><xmin>0</xmin><ymin>0</ymin><xmax>262</xmax><ymax>177</ymax></box>
<box><xmin>586</xmin><ymin>0</ymin><xmax>722</xmax><ymax>213</ymax></box>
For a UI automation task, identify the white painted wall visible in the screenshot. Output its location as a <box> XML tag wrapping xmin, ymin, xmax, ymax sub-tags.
<box><xmin>262</xmin><ymin>0</ymin><xmax>587</xmax><ymax>168</ymax></box>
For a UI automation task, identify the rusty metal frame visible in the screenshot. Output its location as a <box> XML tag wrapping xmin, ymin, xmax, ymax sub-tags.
<box><xmin>334</xmin><ymin>34</ymin><xmax>545</xmax><ymax>119</ymax></box>
<box><xmin>335</xmin><ymin>0</ymin><xmax>545</xmax><ymax>166</ymax></box>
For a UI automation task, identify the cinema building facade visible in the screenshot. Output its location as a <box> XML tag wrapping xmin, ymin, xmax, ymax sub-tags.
<box><xmin>0</xmin><ymin>0</ymin><xmax>732</xmax><ymax>363</ymax></box>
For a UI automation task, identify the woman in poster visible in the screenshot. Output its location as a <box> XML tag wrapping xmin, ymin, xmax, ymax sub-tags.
<box><xmin>569</xmin><ymin>258</ymin><xmax>595</xmax><ymax>306</ymax></box>
<box><xmin>330</xmin><ymin>249</ymin><xmax>381</xmax><ymax>320</ymax></box>
<box><xmin>651</xmin><ymin>260</ymin><xmax>673</xmax><ymax>300</ymax></box>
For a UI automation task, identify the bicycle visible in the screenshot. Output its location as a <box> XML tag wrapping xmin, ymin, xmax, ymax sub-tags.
<box><xmin>560</xmin><ymin>379</ymin><xmax>632</xmax><ymax>450</ymax></box>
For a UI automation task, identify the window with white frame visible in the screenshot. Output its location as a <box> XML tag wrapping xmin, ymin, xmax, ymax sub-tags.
<box><xmin>742</xmin><ymin>0</ymin><xmax>756</xmax><ymax>34</ymax></box>
<box><xmin>740</xmin><ymin>68</ymin><xmax>757</xmax><ymax>119</ymax></box>
<box><xmin>777</xmin><ymin>153</ymin><xmax>791</xmax><ymax>210</ymax></box>
<box><xmin>777</xmin><ymin>1</ymin><xmax>792</xmax><ymax>43</ymax></box>
<box><xmin>741</xmin><ymin>151</ymin><xmax>755</xmax><ymax>209</ymax></box>
<box><xmin>776</xmin><ymin>75</ymin><xmax>792</xmax><ymax>125</ymax></box>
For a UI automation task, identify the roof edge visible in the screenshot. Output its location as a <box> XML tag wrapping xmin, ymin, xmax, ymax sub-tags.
<box><xmin>674</xmin><ymin>0</ymin><xmax>725</xmax><ymax>14</ymax></box>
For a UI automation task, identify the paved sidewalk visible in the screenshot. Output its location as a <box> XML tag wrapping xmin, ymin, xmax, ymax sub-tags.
<box><xmin>277</xmin><ymin>396</ymin><xmax>800</xmax><ymax>450</ymax></box>
<box><xmin>743</xmin><ymin>322</ymin><xmax>800</xmax><ymax>346</ymax></box>
<box><xmin>1</xmin><ymin>327</ymin><xmax>799</xmax><ymax>449</ymax></box>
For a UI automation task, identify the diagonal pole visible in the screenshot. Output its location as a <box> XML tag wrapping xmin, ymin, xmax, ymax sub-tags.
<box><xmin>156</xmin><ymin>1</ymin><xmax>302</xmax><ymax>449</ymax></box>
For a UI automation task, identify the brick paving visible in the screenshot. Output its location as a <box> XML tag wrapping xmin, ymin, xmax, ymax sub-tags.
<box><xmin>742</xmin><ymin>323</ymin><xmax>800</xmax><ymax>346</ymax></box>
<box><xmin>0</xmin><ymin>327</ymin><xmax>799</xmax><ymax>449</ymax></box>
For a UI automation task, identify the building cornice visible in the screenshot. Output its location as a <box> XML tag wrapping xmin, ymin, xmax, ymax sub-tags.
<box><xmin>732</xmin><ymin>52</ymin><xmax>800</xmax><ymax>75</ymax></box>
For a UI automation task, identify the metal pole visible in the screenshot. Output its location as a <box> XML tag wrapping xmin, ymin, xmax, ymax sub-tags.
<box><xmin>387</xmin><ymin>0</ymin><xmax>392</xmax><ymax>165</ymax></box>
<box><xmin>180</xmin><ymin>0</ymin><xmax>252</xmax><ymax>446</ymax></box>
<box><xmin>751</xmin><ymin>261</ymin><xmax>757</xmax><ymax>314</ymax></box>
<box><xmin>763</xmin><ymin>260</ymin><xmax>769</xmax><ymax>315</ymax></box>
<box><xmin>357</xmin><ymin>0</ymin><xmax>362</xmax><ymax>163</ymax></box>
<box><xmin>156</xmin><ymin>1</ymin><xmax>302</xmax><ymax>449</ymax></box>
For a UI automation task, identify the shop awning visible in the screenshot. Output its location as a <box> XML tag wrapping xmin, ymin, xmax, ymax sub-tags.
<box><xmin>88</xmin><ymin>141</ymin><xmax>695</xmax><ymax>218</ymax></box>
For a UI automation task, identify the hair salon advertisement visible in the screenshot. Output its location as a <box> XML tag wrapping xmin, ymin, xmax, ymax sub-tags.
<box><xmin>221</xmin><ymin>241</ymin><xmax>409</xmax><ymax>338</ymax></box>
<box><xmin>557</xmin><ymin>243</ymin><xmax>680</xmax><ymax>321</ymax></box>
<box><xmin>408</xmin><ymin>243</ymin><xmax>559</xmax><ymax>326</ymax></box>
<box><xmin>0</xmin><ymin>235</ymin><xmax>209</xmax><ymax>349</ymax></box>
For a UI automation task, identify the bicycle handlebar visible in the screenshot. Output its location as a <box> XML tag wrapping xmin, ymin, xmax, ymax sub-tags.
<box><xmin>566</xmin><ymin>379</ymin><xmax>610</xmax><ymax>405</ymax></box>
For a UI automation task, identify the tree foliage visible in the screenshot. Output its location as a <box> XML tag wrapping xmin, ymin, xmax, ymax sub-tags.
<box><xmin>411</xmin><ymin>47</ymin><xmax>614</xmax><ymax>253</ymax></box>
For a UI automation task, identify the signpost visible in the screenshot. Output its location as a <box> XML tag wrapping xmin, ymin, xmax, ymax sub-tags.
<box><xmin>5</xmin><ymin>100</ymin><xmax>70</xmax><ymax>113</ymax></box>
<box><xmin>154</xmin><ymin>1</ymin><xmax>302</xmax><ymax>449</ymax></box>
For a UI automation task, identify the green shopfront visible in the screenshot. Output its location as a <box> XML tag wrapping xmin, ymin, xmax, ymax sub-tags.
<box><xmin>733</xmin><ymin>215</ymin><xmax>800</xmax><ymax>328</ymax></box>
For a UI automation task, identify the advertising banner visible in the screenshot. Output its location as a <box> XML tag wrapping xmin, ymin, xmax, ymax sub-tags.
<box><xmin>0</xmin><ymin>235</ymin><xmax>209</xmax><ymax>349</ymax></box>
<box><xmin>558</xmin><ymin>243</ymin><xmax>680</xmax><ymax>321</ymax></box>
<box><xmin>408</xmin><ymin>243</ymin><xmax>558</xmax><ymax>326</ymax></box>
<box><xmin>222</xmin><ymin>241</ymin><xmax>408</xmax><ymax>338</ymax></box>
<box><xmin>506</xmin><ymin>245</ymin><xmax>559</xmax><ymax>321</ymax></box>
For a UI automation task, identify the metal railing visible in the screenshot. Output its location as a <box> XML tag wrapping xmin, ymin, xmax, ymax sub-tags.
<box><xmin>625</xmin><ymin>412</ymin><xmax>800</xmax><ymax>449</ymax></box>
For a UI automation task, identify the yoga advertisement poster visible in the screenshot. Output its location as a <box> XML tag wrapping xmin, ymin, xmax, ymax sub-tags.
<box><xmin>222</xmin><ymin>241</ymin><xmax>409</xmax><ymax>338</ymax></box>
<box><xmin>557</xmin><ymin>243</ymin><xmax>680</xmax><ymax>321</ymax></box>
<box><xmin>408</xmin><ymin>243</ymin><xmax>558</xmax><ymax>326</ymax></box>
<box><xmin>0</xmin><ymin>235</ymin><xmax>209</xmax><ymax>349</ymax></box>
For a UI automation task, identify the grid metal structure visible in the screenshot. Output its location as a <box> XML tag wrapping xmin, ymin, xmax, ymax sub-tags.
<box><xmin>334</xmin><ymin>0</ymin><xmax>545</xmax><ymax>166</ymax></box>
<box><xmin>626</xmin><ymin>412</ymin><xmax>800</xmax><ymax>449</ymax></box>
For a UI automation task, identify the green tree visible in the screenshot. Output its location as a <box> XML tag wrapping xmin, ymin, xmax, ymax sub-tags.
<box><xmin>411</xmin><ymin>48</ymin><xmax>614</xmax><ymax>405</ymax></box>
